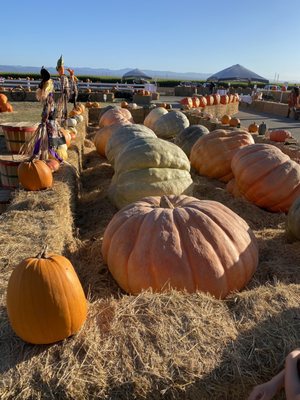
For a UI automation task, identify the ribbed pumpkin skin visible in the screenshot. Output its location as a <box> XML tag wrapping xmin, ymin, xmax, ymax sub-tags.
<box><xmin>152</xmin><ymin>111</ymin><xmax>190</xmax><ymax>139</ymax></box>
<box><xmin>109</xmin><ymin>138</ymin><xmax>193</xmax><ymax>209</ymax></box>
<box><xmin>229</xmin><ymin>143</ymin><xmax>300</xmax><ymax>212</ymax></box>
<box><xmin>269</xmin><ymin>129</ymin><xmax>292</xmax><ymax>142</ymax></box>
<box><xmin>18</xmin><ymin>159</ymin><xmax>53</xmax><ymax>191</ymax></box>
<box><xmin>105</xmin><ymin>124</ymin><xmax>157</xmax><ymax>165</ymax></box>
<box><xmin>144</xmin><ymin>107</ymin><xmax>168</xmax><ymax>130</ymax></box>
<box><xmin>190</xmin><ymin>129</ymin><xmax>254</xmax><ymax>182</ymax></box>
<box><xmin>99</xmin><ymin>107</ymin><xmax>133</xmax><ymax>128</ymax></box>
<box><xmin>175</xmin><ymin>125</ymin><xmax>209</xmax><ymax>157</ymax></box>
<box><xmin>286</xmin><ymin>197</ymin><xmax>300</xmax><ymax>241</ymax></box>
<box><xmin>94</xmin><ymin>124</ymin><xmax>126</xmax><ymax>157</ymax></box>
<box><xmin>102</xmin><ymin>195</ymin><xmax>259</xmax><ymax>298</ymax></box>
<box><xmin>6</xmin><ymin>254</ymin><xmax>87</xmax><ymax>344</ymax></box>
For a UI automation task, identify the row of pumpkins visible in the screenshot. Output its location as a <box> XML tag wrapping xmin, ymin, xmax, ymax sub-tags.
<box><xmin>6</xmin><ymin>103</ymin><xmax>300</xmax><ymax>346</ymax></box>
<box><xmin>17</xmin><ymin>104</ymin><xmax>85</xmax><ymax>190</ymax></box>
<box><xmin>180</xmin><ymin>93</ymin><xmax>239</xmax><ymax>109</ymax></box>
<box><xmin>0</xmin><ymin>93</ymin><xmax>13</xmax><ymax>112</ymax></box>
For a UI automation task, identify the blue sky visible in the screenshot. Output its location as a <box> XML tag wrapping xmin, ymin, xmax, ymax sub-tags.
<box><xmin>2</xmin><ymin>0</ymin><xmax>300</xmax><ymax>81</ymax></box>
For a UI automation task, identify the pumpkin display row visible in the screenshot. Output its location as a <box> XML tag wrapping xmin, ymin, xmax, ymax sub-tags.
<box><xmin>180</xmin><ymin>94</ymin><xmax>239</xmax><ymax>109</ymax></box>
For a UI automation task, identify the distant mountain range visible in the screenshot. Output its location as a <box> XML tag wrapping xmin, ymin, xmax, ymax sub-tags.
<box><xmin>0</xmin><ymin>65</ymin><xmax>211</xmax><ymax>80</ymax></box>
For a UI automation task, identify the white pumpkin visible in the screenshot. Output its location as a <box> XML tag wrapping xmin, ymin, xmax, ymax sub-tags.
<box><xmin>144</xmin><ymin>107</ymin><xmax>168</xmax><ymax>131</ymax></box>
<box><xmin>66</xmin><ymin>118</ymin><xmax>77</xmax><ymax>128</ymax></box>
<box><xmin>74</xmin><ymin>114</ymin><xmax>84</xmax><ymax>123</ymax></box>
<box><xmin>128</xmin><ymin>103</ymin><xmax>138</xmax><ymax>110</ymax></box>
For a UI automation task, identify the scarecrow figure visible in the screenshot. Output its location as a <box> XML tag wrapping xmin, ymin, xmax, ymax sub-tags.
<box><xmin>20</xmin><ymin>65</ymin><xmax>65</xmax><ymax>161</ymax></box>
<box><xmin>56</xmin><ymin>55</ymin><xmax>70</xmax><ymax>125</ymax></box>
<box><xmin>67</xmin><ymin>68</ymin><xmax>79</xmax><ymax>108</ymax></box>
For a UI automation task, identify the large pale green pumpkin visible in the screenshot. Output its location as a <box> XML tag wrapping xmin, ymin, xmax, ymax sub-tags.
<box><xmin>144</xmin><ymin>107</ymin><xmax>168</xmax><ymax>130</ymax></box>
<box><xmin>152</xmin><ymin>110</ymin><xmax>190</xmax><ymax>139</ymax></box>
<box><xmin>108</xmin><ymin>137</ymin><xmax>193</xmax><ymax>209</ymax></box>
<box><xmin>286</xmin><ymin>197</ymin><xmax>300</xmax><ymax>241</ymax></box>
<box><xmin>175</xmin><ymin>125</ymin><xmax>209</xmax><ymax>157</ymax></box>
<box><xmin>105</xmin><ymin>124</ymin><xmax>157</xmax><ymax>165</ymax></box>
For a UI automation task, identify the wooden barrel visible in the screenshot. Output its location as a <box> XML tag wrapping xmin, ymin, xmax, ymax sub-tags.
<box><xmin>0</xmin><ymin>155</ymin><xmax>29</xmax><ymax>188</ymax></box>
<box><xmin>0</xmin><ymin>122</ymin><xmax>38</xmax><ymax>154</ymax></box>
<box><xmin>0</xmin><ymin>188</ymin><xmax>12</xmax><ymax>214</ymax></box>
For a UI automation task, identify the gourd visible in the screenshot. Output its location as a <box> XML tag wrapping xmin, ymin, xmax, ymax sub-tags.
<box><xmin>229</xmin><ymin>117</ymin><xmax>240</xmax><ymax>127</ymax></box>
<box><xmin>151</xmin><ymin>110</ymin><xmax>189</xmax><ymax>139</ymax></box>
<box><xmin>175</xmin><ymin>125</ymin><xmax>209</xmax><ymax>157</ymax></box>
<box><xmin>99</xmin><ymin>107</ymin><xmax>133</xmax><ymax>128</ymax></box>
<box><xmin>228</xmin><ymin>143</ymin><xmax>300</xmax><ymax>212</ymax></box>
<box><xmin>6</xmin><ymin>247</ymin><xmax>87</xmax><ymax>344</ymax></box>
<box><xmin>66</xmin><ymin>118</ymin><xmax>77</xmax><ymax>128</ymax></box>
<box><xmin>18</xmin><ymin>158</ymin><xmax>53</xmax><ymax>190</ymax></box>
<box><xmin>106</xmin><ymin>124</ymin><xmax>157</xmax><ymax>165</ymax></box>
<box><xmin>190</xmin><ymin>129</ymin><xmax>254</xmax><ymax>182</ymax></box>
<box><xmin>94</xmin><ymin>124</ymin><xmax>126</xmax><ymax>157</ymax></box>
<box><xmin>269</xmin><ymin>129</ymin><xmax>292</xmax><ymax>142</ymax></box>
<box><xmin>221</xmin><ymin>115</ymin><xmax>231</xmax><ymax>124</ymax></box>
<box><xmin>108</xmin><ymin>138</ymin><xmax>193</xmax><ymax>209</ymax></box>
<box><xmin>286</xmin><ymin>197</ymin><xmax>300</xmax><ymax>241</ymax></box>
<box><xmin>102</xmin><ymin>195</ymin><xmax>258</xmax><ymax>298</ymax></box>
<box><xmin>248</xmin><ymin>122</ymin><xmax>259</xmax><ymax>133</ymax></box>
<box><xmin>144</xmin><ymin>107</ymin><xmax>168</xmax><ymax>130</ymax></box>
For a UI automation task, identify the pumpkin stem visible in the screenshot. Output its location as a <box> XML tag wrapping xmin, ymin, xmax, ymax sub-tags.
<box><xmin>160</xmin><ymin>195</ymin><xmax>174</xmax><ymax>209</ymax></box>
<box><xmin>36</xmin><ymin>245</ymin><xmax>48</xmax><ymax>259</ymax></box>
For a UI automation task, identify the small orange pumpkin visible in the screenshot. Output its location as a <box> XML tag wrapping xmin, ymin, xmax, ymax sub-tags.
<box><xmin>121</xmin><ymin>101</ymin><xmax>128</xmax><ymax>108</ymax></box>
<box><xmin>0</xmin><ymin>93</ymin><xmax>8</xmax><ymax>104</ymax></box>
<box><xmin>248</xmin><ymin>122</ymin><xmax>259</xmax><ymax>133</ymax></box>
<box><xmin>220</xmin><ymin>95</ymin><xmax>229</xmax><ymax>105</ymax></box>
<box><xmin>180</xmin><ymin>97</ymin><xmax>193</xmax><ymax>108</ymax></box>
<box><xmin>198</xmin><ymin>96</ymin><xmax>207</xmax><ymax>108</ymax></box>
<box><xmin>221</xmin><ymin>114</ymin><xmax>231</xmax><ymax>125</ymax></box>
<box><xmin>205</xmin><ymin>95</ymin><xmax>214</xmax><ymax>106</ymax></box>
<box><xmin>0</xmin><ymin>102</ymin><xmax>13</xmax><ymax>112</ymax></box>
<box><xmin>18</xmin><ymin>158</ymin><xmax>53</xmax><ymax>191</ymax></box>
<box><xmin>229</xmin><ymin>117</ymin><xmax>240</xmax><ymax>127</ymax></box>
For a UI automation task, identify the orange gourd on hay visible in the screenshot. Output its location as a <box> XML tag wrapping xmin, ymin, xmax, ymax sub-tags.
<box><xmin>212</xmin><ymin>94</ymin><xmax>221</xmax><ymax>105</ymax></box>
<box><xmin>248</xmin><ymin>122</ymin><xmax>259</xmax><ymax>133</ymax></box>
<box><xmin>180</xmin><ymin>97</ymin><xmax>193</xmax><ymax>108</ymax></box>
<box><xmin>190</xmin><ymin>129</ymin><xmax>254</xmax><ymax>182</ymax></box>
<box><xmin>18</xmin><ymin>158</ymin><xmax>53</xmax><ymax>191</ymax></box>
<box><xmin>192</xmin><ymin>97</ymin><xmax>200</xmax><ymax>108</ymax></box>
<box><xmin>102</xmin><ymin>195</ymin><xmax>258</xmax><ymax>299</ymax></box>
<box><xmin>229</xmin><ymin>117</ymin><xmax>240</xmax><ymax>127</ymax></box>
<box><xmin>205</xmin><ymin>95</ymin><xmax>214</xmax><ymax>106</ymax></box>
<box><xmin>6</xmin><ymin>247</ymin><xmax>87</xmax><ymax>344</ymax></box>
<box><xmin>121</xmin><ymin>101</ymin><xmax>128</xmax><ymax>108</ymax></box>
<box><xmin>220</xmin><ymin>95</ymin><xmax>229</xmax><ymax>105</ymax></box>
<box><xmin>198</xmin><ymin>96</ymin><xmax>207</xmax><ymax>108</ymax></box>
<box><xmin>45</xmin><ymin>158</ymin><xmax>60</xmax><ymax>172</ymax></box>
<box><xmin>221</xmin><ymin>114</ymin><xmax>231</xmax><ymax>125</ymax></box>
<box><xmin>228</xmin><ymin>143</ymin><xmax>300</xmax><ymax>212</ymax></box>
<box><xmin>269</xmin><ymin>129</ymin><xmax>292</xmax><ymax>142</ymax></box>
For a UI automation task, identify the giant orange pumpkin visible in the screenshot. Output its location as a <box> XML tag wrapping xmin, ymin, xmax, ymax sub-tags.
<box><xmin>190</xmin><ymin>129</ymin><xmax>254</xmax><ymax>182</ymax></box>
<box><xmin>99</xmin><ymin>107</ymin><xmax>133</xmax><ymax>128</ymax></box>
<box><xmin>6</xmin><ymin>247</ymin><xmax>87</xmax><ymax>344</ymax></box>
<box><xmin>102</xmin><ymin>195</ymin><xmax>258</xmax><ymax>299</ymax></box>
<box><xmin>18</xmin><ymin>158</ymin><xmax>53</xmax><ymax>190</ymax></box>
<box><xmin>94</xmin><ymin>123</ymin><xmax>128</xmax><ymax>157</ymax></box>
<box><xmin>228</xmin><ymin>143</ymin><xmax>300</xmax><ymax>212</ymax></box>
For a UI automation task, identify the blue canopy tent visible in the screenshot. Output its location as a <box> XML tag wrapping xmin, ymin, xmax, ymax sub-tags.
<box><xmin>206</xmin><ymin>64</ymin><xmax>269</xmax><ymax>84</ymax></box>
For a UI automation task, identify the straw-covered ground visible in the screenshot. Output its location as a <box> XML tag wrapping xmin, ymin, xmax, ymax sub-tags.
<box><xmin>0</xmin><ymin>103</ymin><xmax>300</xmax><ymax>400</ymax></box>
